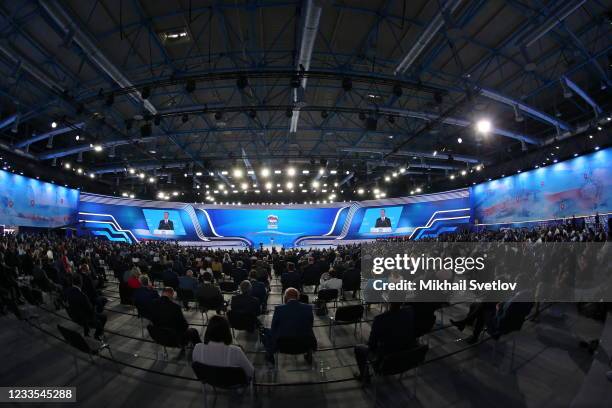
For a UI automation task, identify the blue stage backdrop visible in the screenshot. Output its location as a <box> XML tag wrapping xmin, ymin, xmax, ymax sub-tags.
<box><xmin>0</xmin><ymin>169</ymin><xmax>79</xmax><ymax>228</ymax></box>
<box><xmin>470</xmin><ymin>148</ymin><xmax>611</xmax><ymax>225</ymax></box>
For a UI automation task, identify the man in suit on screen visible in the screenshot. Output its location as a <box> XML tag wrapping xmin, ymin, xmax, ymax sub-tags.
<box><xmin>158</xmin><ymin>211</ymin><xmax>174</xmax><ymax>231</ymax></box>
<box><xmin>374</xmin><ymin>208</ymin><xmax>392</xmax><ymax>228</ymax></box>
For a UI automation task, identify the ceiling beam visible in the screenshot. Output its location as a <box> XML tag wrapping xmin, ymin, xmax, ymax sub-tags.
<box><xmin>14</xmin><ymin>122</ymin><xmax>85</xmax><ymax>148</ymax></box>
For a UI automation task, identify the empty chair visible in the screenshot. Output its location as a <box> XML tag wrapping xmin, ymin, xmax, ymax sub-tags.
<box><xmin>219</xmin><ymin>281</ymin><xmax>238</xmax><ymax>294</ymax></box>
<box><xmin>373</xmin><ymin>344</ymin><xmax>429</xmax><ymax>400</ymax></box>
<box><xmin>192</xmin><ymin>361</ymin><xmax>254</xmax><ymax>408</ymax></box>
<box><xmin>57</xmin><ymin>324</ymin><xmax>115</xmax><ymax>373</ymax></box>
<box><xmin>197</xmin><ymin>297</ymin><xmax>227</xmax><ymax>324</ymax></box>
<box><xmin>316</xmin><ymin>288</ymin><xmax>339</xmax><ymax>309</ymax></box>
<box><xmin>176</xmin><ymin>288</ymin><xmax>195</xmax><ymax>310</ymax></box>
<box><xmin>147</xmin><ymin>324</ymin><xmax>183</xmax><ymax>360</ymax></box>
<box><xmin>329</xmin><ymin>304</ymin><xmax>364</xmax><ymax>344</ymax></box>
<box><xmin>227</xmin><ymin>310</ymin><xmax>259</xmax><ymax>341</ymax></box>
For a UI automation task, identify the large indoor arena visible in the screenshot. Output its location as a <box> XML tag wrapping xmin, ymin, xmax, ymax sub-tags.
<box><xmin>0</xmin><ymin>1</ymin><xmax>610</xmax><ymax>407</ymax></box>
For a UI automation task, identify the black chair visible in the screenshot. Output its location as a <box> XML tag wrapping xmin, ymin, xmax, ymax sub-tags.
<box><xmin>341</xmin><ymin>271</ymin><xmax>361</xmax><ymax>299</ymax></box>
<box><xmin>176</xmin><ymin>288</ymin><xmax>195</xmax><ymax>310</ymax></box>
<box><xmin>118</xmin><ymin>282</ymin><xmax>134</xmax><ymax>305</ymax></box>
<box><xmin>487</xmin><ymin>301</ymin><xmax>534</xmax><ymax>371</ymax></box>
<box><xmin>57</xmin><ymin>324</ymin><xmax>116</xmax><ymax>373</ymax></box>
<box><xmin>227</xmin><ymin>310</ymin><xmax>259</xmax><ymax>342</ymax></box>
<box><xmin>219</xmin><ymin>281</ymin><xmax>238</xmax><ymax>294</ymax></box>
<box><xmin>329</xmin><ymin>304</ymin><xmax>364</xmax><ymax>344</ymax></box>
<box><xmin>192</xmin><ymin>362</ymin><xmax>254</xmax><ymax>408</ymax></box>
<box><xmin>316</xmin><ymin>288</ymin><xmax>339</xmax><ymax>309</ymax></box>
<box><xmin>275</xmin><ymin>336</ymin><xmax>316</xmax><ymax>369</ymax></box>
<box><xmin>373</xmin><ymin>344</ymin><xmax>429</xmax><ymax>400</ymax></box>
<box><xmin>146</xmin><ymin>324</ymin><xmax>183</xmax><ymax>360</ymax></box>
<box><xmin>197</xmin><ymin>297</ymin><xmax>227</xmax><ymax>324</ymax></box>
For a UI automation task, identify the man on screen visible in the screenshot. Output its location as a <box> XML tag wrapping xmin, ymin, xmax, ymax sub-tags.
<box><xmin>374</xmin><ymin>208</ymin><xmax>392</xmax><ymax>228</ymax></box>
<box><xmin>158</xmin><ymin>211</ymin><xmax>175</xmax><ymax>231</ymax></box>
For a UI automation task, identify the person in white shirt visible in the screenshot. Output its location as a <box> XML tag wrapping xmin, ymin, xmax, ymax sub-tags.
<box><xmin>192</xmin><ymin>315</ymin><xmax>254</xmax><ymax>380</ymax></box>
<box><xmin>319</xmin><ymin>268</ymin><xmax>343</xmax><ymax>291</ymax></box>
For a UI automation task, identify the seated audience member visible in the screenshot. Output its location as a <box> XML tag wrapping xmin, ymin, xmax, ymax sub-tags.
<box><xmin>195</xmin><ymin>271</ymin><xmax>225</xmax><ymax>313</ymax></box>
<box><xmin>179</xmin><ymin>269</ymin><xmax>199</xmax><ymax>291</ymax></box>
<box><xmin>133</xmin><ymin>275</ymin><xmax>159</xmax><ymax>319</ymax></box>
<box><xmin>249</xmin><ymin>270</ymin><xmax>268</xmax><ymax>314</ymax></box>
<box><xmin>192</xmin><ymin>315</ymin><xmax>254</xmax><ymax>380</ymax></box>
<box><xmin>126</xmin><ymin>267</ymin><xmax>142</xmax><ymax>289</ymax></box>
<box><xmin>231</xmin><ymin>260</ymin><xmax>248</xmax><ymax>284</ymax></box>
<box><xmin>231</xmin><ymin>280</ymin><xmax>261</xmax><ymax>316</ymax></box>
<box><xmin>319</xmin><ymin>268</ymin><xmax>342</xmax><ymax>291</ymax></box>
<box><xmin>65</xmin><ymin>274</ymin><xmax>107</xmax><ymax>340</ymax></box>
<box><xmin>281</xmin><ymin>262</ymin><xmax>302</xmax><ymax>292</ymax></box>
<box><xmin>161</xmin><ymin>265</ymin><xmax>179</xmax><ymax>289</ymax></box>
<box><xmin>78</xmin><ymin>263</ymin><xmax>107</xmax><ymax>313</ymax></box>
<box><xmin>150</xmin><ymin>287</ymin><xmax>201</xmax><ymax>354</ymax></box>
<box><xmin>261</xmin><ymin>287</ymin><xmax>316</xmax><ymax>364</ymax></box>
<box><xmin>354</xmin><ymin>302</ymin><xmax>416</xmax><ymax>383</ymax></box>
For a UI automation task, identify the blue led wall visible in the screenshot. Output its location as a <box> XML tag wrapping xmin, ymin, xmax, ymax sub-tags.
<box><xmin>0</xmin><ymin>170</ymin><xmax>79</xmax><ymax>228</ymax></box>
<box><xmin>470</xmin><ymin>148</ymin><xmax>611</xmax><ymax>225</ymax></box>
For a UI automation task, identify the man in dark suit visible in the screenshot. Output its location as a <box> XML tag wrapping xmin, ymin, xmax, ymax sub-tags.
<box><xmin>194</xmin><ymin>272</ymin><xmax>225</xmax><ymax>313</ymax></box>
<box><xmin>149</xmin><ymin>287</ymin><xmax>201</xmax><ymax>352</ymax></box>
<box><xmin>374</xmin><ymin>208</ymin><xmax>392</xmax><ymax>228</ymax></box>
<box><xmin>133</xmin><ymin>275</ymin><xmax>159</xmax><ymax>320</ymax></box>
<box><xmin>231</xmin><ymin>280</ymin><xmax>261</xmax><ymax>316</ymax></box>
<box><xmin>157</xmin><ymin>211</ymin><xmax>174</xmax><ymax>231</ymax></box>
<box><xmin>65</xmin><ymin>274</ymin><xmax>107</xmax><ymax>340</ymax></box>
<box><xmin>231</xmin><ymin>261</ymin><xmax>248</xmax><ymax>284</ymax></box>
<box><xmin>281</xmin><ymin>262</ymin><xmax>302</xmax><ymax>292</ymax></box>
<box><xmin>262</xmin><ymin>287</ymin><xmax>316</xmax><ymax>364</ymax></box>
<box><xmin>354</xmin><ymin>302</ymin><xmax>416</xmax><ymax>383</ymax></box>
<box><xmin>301</xmin><ymin>257</ymin><xmax>321</xmax><ymax>291</ymax></box>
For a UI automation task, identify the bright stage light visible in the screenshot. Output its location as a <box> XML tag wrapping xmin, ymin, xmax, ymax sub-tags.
<box><xmin>261</xmin><ymin>168</ymin><xmax>270</xmax><ymax>178</ymax></box>
<box><xmin>287</xmin><ymin>167</ymin><xmax>296</xmax><ymax>177</ymax></box>
<box><xmin>476</xmin><ymin>119</ymin><xmax>492</xmax><ymax>134</ymax></box>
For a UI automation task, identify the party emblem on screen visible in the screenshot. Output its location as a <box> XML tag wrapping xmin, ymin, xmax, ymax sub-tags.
<box><xmin>267</xmin><ymin>214</ymin><xmax>279</xmax><ymax>229</ymax></box>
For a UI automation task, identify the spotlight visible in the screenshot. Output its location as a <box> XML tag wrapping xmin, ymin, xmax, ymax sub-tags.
<box><xmin>93</xmin><ymin>145</ymin><xmax>103</xmax><ymax>152</ymax></box>
<box><xmin>148</xmin><ymin>177</ymin><xmax>155</xmax><ymax>183</ymax></box>
<box><xmin>51</xmin><ymin>121</ymin><xmax>57</xmax><ymax>128</ymax></box>
<box><xmin>260</xmin><ymin>168</ymin><xmax>270</xmax><ymax>178</ymax></box>
<box><xmin>475</xmin><ymin>119</ymin><xmax>492</xmax><ymax>134</ymax></box>
<box><xmin>286</xmin><ymin>181</ymin><xmax>294</xmax><ymax>189</ymax></box>
<box><xmin>287</xmin><ymin>167</ymin><xmax>296</xmax><ymax>177</ymax></box>
<box><xmin>312</xmin><ymin>180</ymin><xmax>320</xmax><ymax>188</ymax></box>
<box><xmin>457</xmin><ymin>137</ymin><xmax>463</xmax><ymax>143</ymax></box>
<box><xmin>233</xmin><ymin>168</ymin><xmax>243</xmax><ymax>178</ymax></box>
<box><xmin>265</xmin><ymin>181</ymin><xmax>272</xmax><ymax>189</ymax></box>
<box><xmin>357</xmin><ymin>188</ymin><xmax>364</xmax><ymax>195</ymax></box>
<box><xmin>432</xmin><ymin>150</ymin><xmax>438</xmax><ymax>156</ymax></box>
<box><xmin>64</xmin><ymin>163</ymin><xmax>71</xmax><ymax>169</ymax></box>
<box><xmin>240</xmin><ymin>182</ymin><xmax>248</xmax><ymax>190</ymax></box>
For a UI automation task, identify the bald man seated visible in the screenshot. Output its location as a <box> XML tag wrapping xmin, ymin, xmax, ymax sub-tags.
<box><xmin>260</xmin><ymin>287</ymin><xmax>316</xmax><ymax>365</ymax></box>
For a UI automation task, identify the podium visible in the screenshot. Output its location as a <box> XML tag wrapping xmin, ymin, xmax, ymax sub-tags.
<box><xmin>370</xmin><ymin>227</ymin><xmax>392</xmax><ymax>234</ymax></box>
<box><xmin>153</xmin><ymin>229</ymin><xmax>176</xmax><ymax>236</ymax></box>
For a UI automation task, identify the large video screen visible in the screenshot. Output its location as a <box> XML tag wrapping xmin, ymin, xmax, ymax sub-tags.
<box><xmin>0</xmin><ymin>170</ymin><xmax>79</xmax><ymax>228</ymax></box>
<box><xmin>358</xmin><ymin>206</ymin><xmax>402</xmax><ymax>234</ymax></box>
<box><xmin>202</xmin><ymin>208</ymin><xmax>342</xmax><ymax>247</ymax></box>
<box><xmin>471</xmin><ymin>148</ymin><xmax>611</xmax><ymax>224</ymax></box>
<box><xmin>142</xmin><ymin>209</ymin><xmax>186</xmax><ymax>236</ymax></box>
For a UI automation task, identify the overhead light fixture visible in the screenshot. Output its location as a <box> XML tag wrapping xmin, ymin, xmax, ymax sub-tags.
<box><xmin>475</xmin><ymin>119</ymin><xmax>492</xmax><ymax>134</ymax></box>
<box><xmin>233</xmin><ymin>168</ymin><xmax>243</xmax><ymax>178</ymax></box>
<box><xmin>286</xmin><ymin>181</ymin><xmax>294</xmax><ymax>189</ymax></box>
<box><xmin>260</xmin><ymin>168</ymin><xmax>270</xmax><ymax>178</ymax></box>
<box><xmin>286</xmin><ymin>167</ymin><xmax>296</xmax><ymax>177</ymax></box>
<box><xmin>148</xmin><ymin>177</ymin><xmax>156</xmax><ymax>183</ymax></box>
<box><xmin>51</xmin><ymin>121</ymin><xmax>57</xmax><ymax>128</ymax></box>
<box><xmin>93</xmin><ymin>145</ymin><xmax>103</xmax><ymax>152</ymax></box>
<box><xmin>433</xmin><ymin>150</ymin><xmax>438</xmax><ymax>156</ymax></box>
<box><xmin>265</xmin><ymin>181</ymin><xmax>272</xmax><ymax>189</ymax></box>
<box><xmin>357</xmin><ymin>188</ymin><xmax>364</xmax><ymax>195</ymax></box>
<box><xmin>312</xmin><ymin>180</ymin><xmax>320</xmax><ymax>188</ymax></box>
<box><xmin>457</xmin><ymin>137</ymin><xmax>463</xmax><ymax>144</ymax></box>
